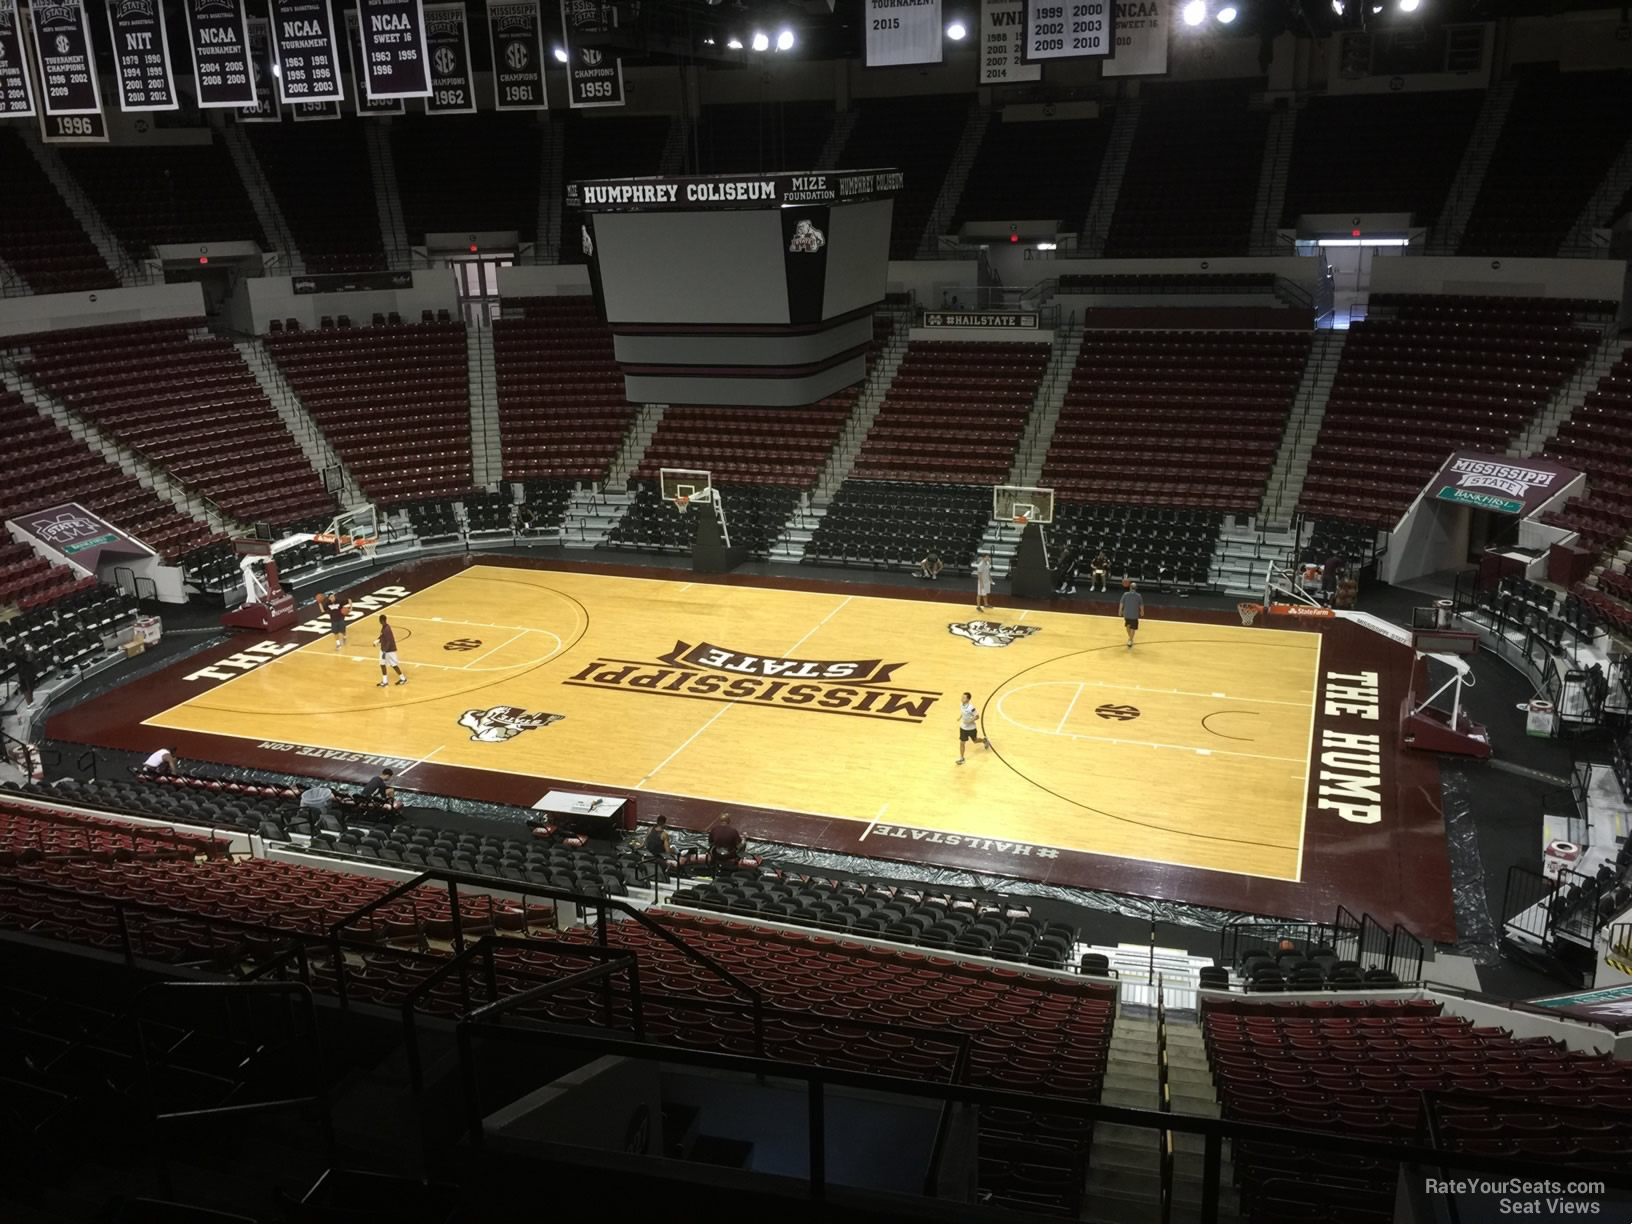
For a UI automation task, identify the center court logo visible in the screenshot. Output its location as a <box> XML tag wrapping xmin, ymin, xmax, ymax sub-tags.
<box><xmin>563</xmin><ymin>640</ymin><xmax>942</xmax><ymax>723</ymax></box>
<box><xmin>948</xmin><ymin>620</ymin><xmax>1040</xmax><ymax>648</ymax></box>
<box><xmin>458</xmin><ymin>706</ymin><xmax>564</xmax><ymax>742</ymax></box>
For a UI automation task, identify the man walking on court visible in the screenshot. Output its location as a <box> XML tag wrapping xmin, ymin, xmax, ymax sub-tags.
<box><xmin>975</xmin><ymin>551</ymin><xmax>993</xmax><ymax>613</ymax></box>
<box><xmin>956</xmin><ymin>691</ymin><xmax>990</xmax><ymax>764</ymax></box>
<box><xmin>1120</xmin><ymin>581</ymin><xmax>1144</xmax><ymax>649</ymax></box>
<box><xmin>374</xmin><ymin>615</ymin><xmax>407</xmax><ymax>687</ymax></box>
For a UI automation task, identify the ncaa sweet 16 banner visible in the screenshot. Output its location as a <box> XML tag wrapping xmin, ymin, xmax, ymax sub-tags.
<box><xmin>1103</xmin><ymin>0</ymin><xmax>1168</xmax><ymax>77</ymax></box>
<box><xmin>0</xmin><ymin>0</ymin><xmax>38</xmax><ymax>116</ymax></box>
<box><xmin>560</xmin><ymin>0</ymin><xmax>623</xmax><ymax>108</ymax></box>
<box><xmin>345</xmin><ymin>9</ymin><xmax>403</xmax><ymax>113</ymax></box>
<box><xmin>864</xmin><ymin>0</ymin><xmax>941</xmax><ymax>67</ymax></box>
<box><xmin>107</xmin><ymin>0</ymin><xmax>181</xmax><ymax>111</ymax></box>
<box><xmin>979</xmin><ymin>0</ymin><xmax>1039</xmax><ymax>83</ymax></box>
<box><xmin>358</xmin><ymin>0</ymin><xmax>431</xmax><ymax>98</ymax></box>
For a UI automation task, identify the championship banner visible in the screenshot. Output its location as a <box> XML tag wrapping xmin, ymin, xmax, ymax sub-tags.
<box><xmin>358</xmin><ymin>0</ymin><xmax>430</xmax><ymax>99</ymax></box>
<box><xmin>488</xmin><ymin>0</ymin><xmax>545</xmax><ymax>110</ymax></box>
<box><xmin>345</xmin><ymin>9</ymin><xmax>402</xmax><ymax>113</ymax></box>
<box><xmin>863</xmin><ymin>0</ymin><xmax>942</xmax><ymax>67</ymax></box>
<box><xmin>107</xmin><ymin>0</ymin><xmax>181</xmax><ymax>111</ymax></box>
<box><xmin>423</xmin><ymin>1</ymin><xmax>473</xmax><ymax>113</ymax></box>
<box><xmin>980</xmin><ymin>0</ymin><xmax>1039</xmax><ymax>83</ymax></box>
<box><xmin>1103</xmin><ymin>0</ymin><xmax>1167</xmax><ymax>77</ymax></box>
<box><xmin>1428</xmin><ymin>452</ymin><xmax>1580</xmax><ymax>517</ymax></box>
<box><xmin>560</xmin><ymin>0</ymin><xmax>622</xmax><ymax>108</ymax></box>
<box><xmin>186</xmin><ymin>0</ymin><xmax>256</xmax><ymax>107</ymax></box>
<box><xmin>291</xmin><ymin>97</ymin><xmax>341</xmax><ymax>118</ymax></box>
<box><xmin>271</xmin><ymin>0</ymin><xmax>344</xmax><ymax>103</ymax></box>
<box><xmin>28</xmin><ymin>0</ymin><xmax>102</xmax><ymax>114</ymax></box>
<box><xmin>1022</xmin><ymin>0</ymin><xmax>1113</xmax><ymax>61</ymax></box>
<box><xmin>0</xmin><ymin>0</ymin><xmax>39</xmax><ymax>116</ymax></box>
<box><xmin>239</xmin><ymin>16</ymin><xmax>279</xmax><ymax>119</ymax></box>
<box><xmin>575</xmin><ymin>168</ymin><xmax>904</xmax><ymax>211</ymax></box>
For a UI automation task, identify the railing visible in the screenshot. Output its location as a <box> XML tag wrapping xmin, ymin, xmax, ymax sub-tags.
<box><xmin>1422</xmin><ymin>977</ymin><xmax>1632</xmax><ymax>1033</ymax></box>
<box><xmin>1156</xmin><ymin>978</ymin><xmax>1173</xmax><ymax>1224</ymax></box>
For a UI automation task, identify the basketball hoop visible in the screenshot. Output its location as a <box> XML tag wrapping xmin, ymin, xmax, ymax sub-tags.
<box><xmin>1013</xmin><ymin>514</ymin><xmax>1029</xmax><ymax>529</ymax></box>
<box><xmin>1237</xmin><ymin>601</ymin><xmax>1264</xmax><ymax>627</ymax></box>
<box><xmin>673</xmin><ymin>495</ymin><xmax>689</xmax><ymax>514</ymax></box>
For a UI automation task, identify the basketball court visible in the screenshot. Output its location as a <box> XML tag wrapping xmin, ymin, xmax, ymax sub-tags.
<box><xmin>50</xmin><ymin>554</ymin><xmax>1456</xmax><ymax>939</ymax></box>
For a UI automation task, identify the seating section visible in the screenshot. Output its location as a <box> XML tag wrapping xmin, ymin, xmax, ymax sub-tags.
<box><xmin>953</xmin><ymin>115</ymin><xmax>1107</xmax><ymax>232</ymax></box>
<box><xmin>1049</xmin><ymin>505</ymin><xmax>1224</xmax><ymax>590</ymax></box>
<box><xmin>632</xmin><ymin>399</ymin><xmax>854</xmax><ymax>489</ymax></box>
<box><xmin>803</xmin><ymin>480</ymin><xmax>991</xmax><ymax>573</ymax></box>
<box><xmin>1541</xmin><ymin>346</ymin><xmax>1632</xmax><ymax>559</ymax></box>
<box><xmin>493</xmin><ymin>297</ymin><xmax>632</xmax><ymax>483</ymax></box>
<box><xmin>60</xmin><ymin>141</ymin><xmax>264</xmax><ymax>257</ymax></box>
<box><xmin>1205</xmin><ymin>999</ymin><xmax>1632</xmax><ymax>1221</ymax></box>
<box><xmin>1461</xmin><ymin>71</ymin><xmax>1632</xmax><ymax>256</ymax></box>
<box><xmin>23</xmin><ymin>323</ymin><xmax>334</xmax><ymax>527</ymax></box>
<box><xmin>852</xmin><ymin>340</ymin><xmax>1048</xmax><ymax>485</ymax></box>
<box><xmin>391</xmin><ymin>115</ymin><xmax>543</xmax><ymax>244</ymax></box>
<box><xmin>247</xmin><ymin>120</ymin><xmax>385</xmax><ymax>272</ymax></box>
<box><xmin>0</xmin><ymin>543</ymin><xmax>94</xmax><ymax>614</ymax></box>
<box><xmin>1279</xmin><ymin>92</ymin><xmax>1483</xmax><ymax>226</ymax></box>
<box><xmin>0</xmin><ymin>584</ymin><xmax>136</xmax><ymax>690</ymax></box>
<box><xmin>1105</xmin><ymin>85</ymin><xmax>1266</xmax><ymax>257</ymax></box>
<box><xmin>1299</xmin><ymin>296</ymin><xmax>1596</xmax><ymax>526</ymax></box>
<box><xmin>0</xmin><ymin>800</ymin><xmax>222</xmax><ymax>863</ymax></box>
<box><xmin>264</xmin><ymin>322</ymin><xmax>474</xmax><ymax>505</ymax></box>
<box><xmin>1058</xmin><ymin>272</ymin><xmax>1278</xmax><ymax>298</ymax></box>
<box><xmin>559</xmin><ymin>114</ymin><xmax>671</xmax><ymax>260</ymax></box>
<box><xmin>0</xmin><ymin>383</ymin><xmax>221</xmax><ymax>562</ymax></box>
<box><xmin>607</xmin><ymin>481</ymin><xmax>798</xmax><ymax>559</ymax></box>
<box><xmin>0</xmin><ymin>130</ymin><xmax>117</xmax><ymax>293</ymax></box>
<box><xmin>835</xmin><ymin>94</ymin><xmax>973</xmax><ymax>258</ymax></box>
<box><xmin>691</xmin><ymin>101</ymin><xmax>834</xmax><ymax>174</ymax></box>
<box><xmin>1044</xmin><ymin>330</ymin><xmax>1311</xmax><ymax>513</ymax></box>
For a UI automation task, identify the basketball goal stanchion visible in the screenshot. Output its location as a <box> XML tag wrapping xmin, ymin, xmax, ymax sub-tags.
<box><xmin>993</xmin><ymin>484</ymin><xmax>1055</xmax><ymax>599</ymax></box>
<box><xmin>661</xmin><ymin>466</ymin><xmax>745</xmax><ymax>574</ymax></box>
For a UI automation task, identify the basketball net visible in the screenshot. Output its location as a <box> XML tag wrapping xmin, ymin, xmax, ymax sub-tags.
<box><xmin>674</xmin><ymin>495</ymin><xmax>689</xmax><ymax>513</ymax></box>
<box><xmin>1238</xmin><ymin>601</ymin><xmax>1264</xmax><ymax>626</ymax></box>
<box><xmin>1013</xmin><ymin>514</ymin><xmax>1029</xmax><ymax>528</ymax></box>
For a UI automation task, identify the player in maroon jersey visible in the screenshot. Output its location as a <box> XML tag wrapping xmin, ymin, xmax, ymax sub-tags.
<box><xmin>374</xmin><ymin>615</ymin><xmax>406</xmax><ymax>687</ymax></box>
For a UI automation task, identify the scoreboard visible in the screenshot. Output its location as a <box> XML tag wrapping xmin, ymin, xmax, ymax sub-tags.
<box><xmin>1022</xmin><ymin>0</ymin><xmax>1113</xmax><ymax>61</ymax></box>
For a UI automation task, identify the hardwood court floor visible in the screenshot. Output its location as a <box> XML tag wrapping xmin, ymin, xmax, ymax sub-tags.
<box><xmin>145</xmin><ymin>564</ymin><xmax>1322</xmax><ymax>881</ymax></box>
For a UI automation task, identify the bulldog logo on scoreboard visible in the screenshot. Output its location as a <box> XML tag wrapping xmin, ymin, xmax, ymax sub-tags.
<box><xmin>948</xmin><ymin>621</ymin><xmax>1041</xmax><ymax>648</ymax></box>
<box><xmin>458</xmin><ymin>705</ymin><xmax>564</xmax><ymax>742</ymax></box>
<box><xmin>788</xmin><ymin>220</ymin><xmax>825</xmax><ymax>253</ymax></box>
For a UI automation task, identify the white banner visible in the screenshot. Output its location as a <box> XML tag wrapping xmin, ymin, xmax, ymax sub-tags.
<box><xmin>1103</xmin><ymin>0</ymin><xmax>1167</xmax><ymax>76</ymax></box>
<box><xmin>981</xmin><ymin>0</ymin><xmax>1039</xmax><ymax>83</ymax></box>
<box><xmin>864</xmin><ymin>0</ymin><xmax>942</xmax><ymax>67</ymax></box>
<box><xmin>1022</xmin><ymin>0</ymin><xmax>1113</xmax><ymax>62</ymax></box>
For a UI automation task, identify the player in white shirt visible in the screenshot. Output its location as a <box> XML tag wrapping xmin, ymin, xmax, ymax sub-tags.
<box><xmin>975</xmin><ymin>552</ymin><xmax>993</xmax><ymax>612</ymax></box>
<box><xmin>143</xmin><ymin>747</ymin><xmax>177</xmax><ymax>775</ymax></box>
<box><xmin>956</xmin><ymin>691</ymin><xmax>990</xmax><ymax>764</ymax></box>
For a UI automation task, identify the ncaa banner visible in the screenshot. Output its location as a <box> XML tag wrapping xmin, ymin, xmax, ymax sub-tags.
<box><xmin>0</xmin><ymin>0</ymin><xmax>39</xmax><ymax>117</ymax></box>
<box><xmin>271</xmin><ymin>0</ymin><xmax>345</xmax><ymax>103</ymax></box>
<box><xmin>864</xmin><ymin>0</ymin><xmax>942</xmax><ymax>67</ymax></box>
<box><xmin>345</xmin><ymin>10</ymin><xmax>402</xmax><ymax>113</ymax></box>
<box><xmin>1103</xmin><ymin>0</ymin><xmax>1167</xmax><ymax>77</ymax></box>
<box><xmin>1022</xmin><ymin>0</ymin><xmax>1113</xmax><ymax>61</ymax></box>
<box><xmin>560</xmin><ymin>0</ymin><xmax>622</xmax><ymax>108</ymax></box>
<box><xmin>107</xmin><ymin>0</ymin><xmax>181</xmax><ymax>111</ymax></box>
<box><xmin>358</xmin><ymin>0</ymin><xmax>430</xmax><ymax>98</ymax></box>
<box><xmin>980</xmin><ymin>0</ymin><xmax>1039</xmax><ymax>83</ymax></box>
<box><xmin>187</xmin><ymin>0</ymin><xmax>255</xmax><ymax>107</ymax></box>
<box><xmin>488</xmin><ymin>0</ymin><xmax>545</xmax><ymax>110</ymax></box>
<box><xmin>423</xmin><ymin>1</ymin><xmax>474</xmax><ymax>114</ymax></box>
<box><xmin>28</xmin><ymin>0</ymin><xmax>103</xmax><ymax>115</ymax></box>
<box><xmin>238</xmin><ymin>15</ymin><xmax>280</xmax><ymax>120</ymax></box>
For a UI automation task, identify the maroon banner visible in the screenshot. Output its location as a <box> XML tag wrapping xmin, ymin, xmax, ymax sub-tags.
<box><xmin>1429</xmin><ymin>451</ymin><xmax>1581</xmax><ymax>517</ymax></box>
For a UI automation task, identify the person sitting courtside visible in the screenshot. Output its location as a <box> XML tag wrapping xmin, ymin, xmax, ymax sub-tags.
<box><xmin>914</xmin><ymin>551</ymin><xmax>943</xmax><ymax>580</ymax></box>
<box><xmin>707</xmin><ymin>813</ymin><xmax>744</xmax><ymax>872</ymax></box>
<box><xmin>1088</xmin><ymin>547</ymin><xmax>1110</xmax><ymax>593</ymax></box>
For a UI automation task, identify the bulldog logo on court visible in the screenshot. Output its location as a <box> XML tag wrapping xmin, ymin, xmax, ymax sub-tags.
<box><xmin>458</xmin><ymin>706</ymin><xmax>564</xmax><ymax>742</ymax></box>
<box><xmin>948</xmin><ymin>621</ymin><xmax>1041</xmax><ymax>648</ymax></box>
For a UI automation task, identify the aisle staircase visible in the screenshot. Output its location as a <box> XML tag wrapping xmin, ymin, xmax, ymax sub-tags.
<box><xmin>536</xmin><ymin>117</ymin><xmax>567</xmax><ymax>263</ymax></box>
<box><xmin>1560</xmin><ymin>129</ymin><xmax>1632</xmax><ymax>258</ymax></box>
<box><xmin>19</xmin><ymin>130</ymin><xmax>145</xmax><ymax>287</ymax></box>
<box><xmin>813</xmin><ymin>107</ymin><xmax>858</xmax><ymax>172</ymax></box>
<box><xmin>1248</xmin><ymin>103</ymin><xmax>1297</xmax><ymax>255</ymax></box>
<box><xmin>1510</xmin><ymin>328</ymin><xmax>1627</xmax><ymax>459</ymax></box>
<box><xmin>658</xmin><ymin>116</ymin><xmax>691</xmax><ymax>176</ymax></box>
<box><xmin>1259</xmin><ymin>330</ymin><xmax>1347</xmax><ymax>528</ymax></box>
<box><xmin>987</xmin><ymin>321</ymin><xmax>1083</xmax><ymax>575</ymax></box>
<box><xmin>916</xmin><ymin>104</ymin><xmax>991</xmax><ymax>256</ymax></box>
<box><xmin>466</xmin><ymin>325</ymin><xmax>502</xmax><ymax>485</ymax></box>
<box><xmin>1427</xmin><ymin>80</ymin><xmax>1515</xmax><ymax>254</ymax></box>
<box><xmin>362</xmin><ymin>123</ymin><xmax>410</xmax><ymax>266</ymax></box>
<box><xmin>557</xmin><ymin>405</ymin><xmax>665</xmax><ymax>549</ymax></box>
<box><xmin>233</xmin><ymin>338</ymin><xmax>362</xmax><ymax>505</ymax></box>
<box><xmin>1078</xmin><ymin>98</ymin><xmax>1143</xmax><ymax>258</ymax></box>
<box><xmin>220</xmin><ymin>124</ymin><xmax>302</xmax><ymax>274</ymax></box>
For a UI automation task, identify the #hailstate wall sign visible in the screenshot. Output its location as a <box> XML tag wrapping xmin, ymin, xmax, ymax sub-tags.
<box><xmin>423</xmin><ymin>1</ymin><xmax>474</xmax><ymax>114</ymax></box>
<box><xmin>345</xmin><ymin>9</ymin><xmax>402</xmax><ymax>113</ymax></box>
<box><xmin>270</xmin><ymin>0</ymin><xmax>345</xmax><ymax>103</ymax></box>
<box><xmin>1103</xmin><ymin>0</ymin><xmax>1167</xmax><ymax>76</ymax></box>
<box><xmin>239</xmin><ymin>16</ymin><xmax>280</xmax><ymax>120</ymax></box>
<box><xmin>863</xmin><ymin>0</ymin><xmax>942</xmax><ymax>67</ymax></box>
<box><xmin>980</xmin><ymin>0</ymin><xmax>1040</xmax><ymax>83</ymax></box>
<box><xmin>0</xmin><ymin>0</ymin><xmax>40</xmax><ymax>117</ymax></box>
<box><xmin>107</xmin><ymin>0</ymin><xmax>181</xmax><ymax>111</ymax></box>
<box><xmin>560</xmin><ymin>0</ymin><xmax>623</xmax><ymax>108</ymax></box>
<box><xmin>358</xmin><ymin>0</ymin><xmax>430</xmax><ymax>99</ymax></box>
<box><xmin>488</xmin><ymin>0</ymin><xmax>545</xmax><ymax>110</ymax></box>
<box><xmin>187</xmin><ymin>0</ymin><xmax>256</xmax><ymax>107</ymax></box>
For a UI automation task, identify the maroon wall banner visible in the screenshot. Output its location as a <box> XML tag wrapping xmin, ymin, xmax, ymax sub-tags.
<box><xmin>271</xmin><ymin>0</ymin><xmax>344</xmax><ymax>103</ymax></box>
<box><xmin>10</xmin><ymin>502</ymin><xmax>154</xmax><ymax>569</ymax></box>
<box><xmin>1429</xmin><ymin>451</ymin><xmax>1582</xmax><ymax>517</ymax></box>
<box><xmin>345</xmin><ymin>8</ymin><xmax>401</xmax><ymax>113</ymax></box>
<box><xmin>423</xmin><ymin>1</ymin><xmax>473</xmax><ymax>113</ymax></box>
<box><xmin>187</xmin><ymin>0</ymin><xmax>256</xmax><ymax>107</ymax></box>
<box><xmin>560</xmin><ymin>0</ymin><xmax>623</xmax><ymax>108</ymax></box>
<box><xmin>238</xmin><ymin>15</ymin><xmax>279</xmax><ymax>120</ymax></box>
<box><xmin>107</xmin><ymin>0</ymin><xmax>181</xmax><ymax>111</ymax></box>
<box><xmin>358</xmin><ymin>0</ymin><xmax>430</xmax><ymax>99</ymax></box>
<box><xmin>488</xmin><ymin>0</ymin><xmax>545</xmax><ymax>110</ymax></box>
<box><xmin>0</xmin><ymin>0</ymin><xmax>35</xmax><ymax>117</ymax></box>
